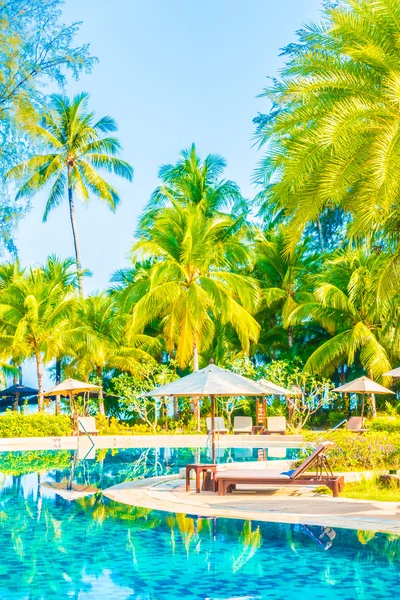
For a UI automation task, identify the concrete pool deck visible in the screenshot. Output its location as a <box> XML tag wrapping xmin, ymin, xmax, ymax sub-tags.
<box><xmin>0</xmin><ymin>433</ymin><xmax>303</xmax><ymax>451</ymax></box>
<box><xmin>103</xmin><ymin>475</ymin><xmax>400</xmax><ymax>535</ymax></box>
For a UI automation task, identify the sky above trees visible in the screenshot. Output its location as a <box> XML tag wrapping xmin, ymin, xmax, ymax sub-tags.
<box><xmin>16</xmin><ymin>0</ymin><xmax>322</xmax><ymax>292</ymax></box>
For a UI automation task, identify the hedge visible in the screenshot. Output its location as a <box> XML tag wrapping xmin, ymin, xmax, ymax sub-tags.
<box><xmin>0</xmin><ymin>412</ymin><xmax>72</xmax><ymax>438</ymax></box>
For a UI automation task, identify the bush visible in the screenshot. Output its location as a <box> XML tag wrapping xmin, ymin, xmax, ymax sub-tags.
<box><xmin>303</xmin><ymin>430</ymin><xmax>400</xmax><ymax>471</ymax></box>
<box><xmin>95</xmin><ymin>415</ymin><xmax>206</xmax><ymax>435</ymax></box>
<box><xmin>370</xmin><ymin>416</ymin><xmax>400</xmax><ymax>433</ymax></box>
<box><xmin>0</xmin><ymin>412</ymin><xmax>72</xmax><ymax>438</ymax></box>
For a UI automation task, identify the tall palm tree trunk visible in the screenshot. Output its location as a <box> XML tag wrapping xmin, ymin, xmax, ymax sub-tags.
<box><xmin>96</xmin><ymin>366</ymin><xmax>105</xmax><ymax>415</ymax></box>
<box><xmin>36</xmin><ymin>352</ymin><xmax>44</xmax><ymax>412</ymax></box>
<box><xmin>193</xmin><ymin>342</ymin><xmax>200</xmax><ymax>430</ymax></box>
<box><xmin>68</xmin><ymin>166</ymin><xmax>84</xmax><ymax>297</ymax></box>
<box><xmin>12</xmin><ymin>363</ymin><xmax>19</xmax><ymax>412</ymax></box>
<box><xmin>193</xmin><ymin>342</ymin><xmax>199</xmax><ymax>371</ymax></box>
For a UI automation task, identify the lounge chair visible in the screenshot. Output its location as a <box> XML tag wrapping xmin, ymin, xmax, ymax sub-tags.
<box><xmin>78</xmin><ymin>416</ymin><xmax>99</xmax><ymax>436</ymax></box>
<box><xmin>233</xmin><ymin>416</ymin><xmax>253</xmax><ymax>434</ymax></box>
<box><xmin>346</xmin><ymin>416</ymin><xmax>367</xmax><ymax>432</ymax></box>
<box><xmin>206</xmin><ymin>417</ymin><xmax>228</xmax><ymax>434</ymax></box>
<box><xmin>266</xmin><ymin>416</ymin><xmax>286</xmax><ymax>434</ymax></box>
<box><xmin>215</xmin><ymin>441</ymin><xmax>344</xmax><ymax>497</ymax></box>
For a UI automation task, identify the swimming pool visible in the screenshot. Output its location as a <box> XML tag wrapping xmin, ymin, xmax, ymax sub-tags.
<box><xmin>0</xmin><ymin>447</ymin><xmax>398</xmax><ymax>599</ymax></box>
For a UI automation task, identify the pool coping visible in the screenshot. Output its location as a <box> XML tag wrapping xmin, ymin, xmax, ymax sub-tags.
<box><xmin>0</xmin><ymin>433</ymin><xmax>304</xmax><ymax>452</ymax></box>
<box><xmin>103</xmin><ymin>474</ymin><xmax>400</xmax><ymax>535</ymax></box>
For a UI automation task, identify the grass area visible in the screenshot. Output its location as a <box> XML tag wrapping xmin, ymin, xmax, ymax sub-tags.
<box><xmin>316</xmin><ymin>474</ymin><xmax>400</xmax><ymax>501</ymax></box>
<box><xmin>342</xmin><ymin>477</ymin><xmax>400</xmax><ymax>502</ymax></box>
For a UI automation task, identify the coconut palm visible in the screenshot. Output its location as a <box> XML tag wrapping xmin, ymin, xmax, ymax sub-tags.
<box><xmin>121</xmin><ymin>203</ymin><xmax>260</xmax><ymax>370</ymax></box>
<box><xmin>253</xmin><ymin>226</ymin><xmax>318</xmax><ymax>351</ymax></box>
<box><xmin>141</xmin><ymin>143</ymin><xmax>244</xmax><ymax>226</ymax></box>
<box><xmin>7</xmin><ymin>93</ymin><xmax>133</xmax><ymax>295</ymax></box>
<box><xmin>67</xmin><ymin>293</ymin><xmax>160</xmax><ymax>414</ymax></box>
<box><xmin>287</xmin><ymin>247</ymin><xmax>392</xmax><ymax>380</ymax></box>
<box><xmin>255</xmin><ymin>0</ymin><xmax>400</xmax><ymax>254</ymax></box>
<box><xmin>0</xmin><ymin>258</ymin><xmax>77</xmax><ymax>410</ymax></box>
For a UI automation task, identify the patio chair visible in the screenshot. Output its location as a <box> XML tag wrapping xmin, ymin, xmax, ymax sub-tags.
<box><xmin>206</xmin><ymin>417</ymin><xmax>228</xmax><ymax>434</ymax></box>
<box><xmin>215</xmin><ymin>441</ymin><xmax>344</xmax><ymax>497</ymax></box>
<box><xmin>233</xmin><ymin>416</ymin><xmax>253</xmax><ymax>434</ymax></box>
<box><xmin>266</xmin><ymin>416</ymin><xmax>286</xmax><ymax>435</ymax></box>
<box><xmin>346</xmin><ymin>417</ymin><xmax>367</xmax><ymax>432</ymax></box>
<box><xmin>78</xmin><ymin>416</ymin><xmax>99</xmax><ymax>436</ymax></box>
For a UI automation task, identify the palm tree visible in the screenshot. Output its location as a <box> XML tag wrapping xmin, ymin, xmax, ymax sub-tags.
<box><xmin>253</xmin><ymin>226</ymin><xmax>318</xmax><ymax>352</ymax></box>
<box><xmin>67</xmin><ymin>293</ymin><xmax>159</xmax><ymax>414</ymax></box>
<box><xmin>7</xmin><ymin>93</ymin><xmax>133</xmax><ymax>295</ymax></box>
<box><xmin>287</xmin><ymin>247</ymin><xmax>392</xmax><ymax>380</ymax></box>
<box><xmin>122</xmin><ymin>202</ymin><xmax>260</xmax><ymax>370</ymax></box>
<box><xmin>0</xmin><ymin>258</ymin><xmax>77</xmax><ymax>410</ymax></box>
<box><xmin>140</xmin><ymin>143</ymin><xmax>244</xmax><ymax>226</ymax></box>
<box><xmin>255</xmin><ymin>0</ymin><xmax>400</xmax><ymax>254</ymax></box>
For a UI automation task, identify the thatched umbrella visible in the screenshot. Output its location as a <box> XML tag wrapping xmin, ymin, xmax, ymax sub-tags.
<box><xmin>144</xmin><ymin>361</ymin><xmax>267</xmax><ymax>462</ymax></box>
<box><xmin>334</xmin><ymin>376</ymin><xmax>394</xmax><ymax>418</ymax></box>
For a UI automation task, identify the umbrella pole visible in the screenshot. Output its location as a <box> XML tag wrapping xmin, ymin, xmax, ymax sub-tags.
<box><xmin>361</xmin><ymin>393</ymin><xmax>365</xmax><ymax>419</ymax></box>
<box><xmin>210</xmin><ymin>394</ymin><xmax>216</xmax><ymax>463</ymax></box>
<box><xmin>12</xmin><ymin>392</ymin><xmax>19</xmax><ymax>412</ymax></box>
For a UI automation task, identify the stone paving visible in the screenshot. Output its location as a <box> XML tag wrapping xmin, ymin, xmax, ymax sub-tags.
<box><xmin>103</xmin><ymin>475</ymin><xmax>400</xmax><ymax>535</ymax></box>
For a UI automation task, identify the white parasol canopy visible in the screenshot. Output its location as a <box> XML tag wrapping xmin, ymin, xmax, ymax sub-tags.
<box><xmin>258</xmin><ymin>378</ymin><xmax>292</xmax><ymax>396</ymax></box>
<box><xmin>333</xmin><ymin>376</ymin><xmax>394</xmax><ymax>395</ymax></box>
<box><xmin>384</xmin><ymin>367</ymin><xmax>400</xmax><ymax>377</ymax></box>
<box><xmin>144</xmin><ymin>362</ymin><xmax>267</xmax><ymax>462</ymax></box>
<box><xmin>334</xmin><ymin>375</ymin><xmax>393</xmax><ymax>418</ymax></box>
<box><xmin>44</xmin><ymin>378</ymin><xmax>101</xmax><ymax>396</ymax></box>
<box><xmin>144</xmin><ymin>363</ymin><xmax>267</xmax><ymax>397</ymax></box>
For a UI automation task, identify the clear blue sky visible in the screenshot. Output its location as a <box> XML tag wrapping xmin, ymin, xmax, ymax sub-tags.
<box><xmin>17</xmin><ymin>0</ymin><xmax>323</xmax><ymax>291</ymax></box>
<box><xmin>16</xmin><ymin>0</ymin><xmax>323</xmax><ymax>386</ymax></box>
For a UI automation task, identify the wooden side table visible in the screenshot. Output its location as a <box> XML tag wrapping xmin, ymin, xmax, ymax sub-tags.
<box><xmin>185</xmin><ymin>464</ymin><xmax>217</xmax><ymax>493</ymax></box>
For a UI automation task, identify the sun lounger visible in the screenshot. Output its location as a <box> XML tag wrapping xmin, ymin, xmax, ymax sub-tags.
<box><xmin>233</xmin><ymin>416</ymin><xmax>253</xmax><ymax>434</ymax></box>
<box><xmin>346</xmin><ymin>416</ymin><xmax>367</xmax><ymax>432</ymax></box>
<box><xmin>266</xmin><ymin>416</ymin><xmax>286</xmax><ymax>434</ymax></box>
<box><xmin>206</xmin><ymin>417</ymin><xmax>228</xmax><ymax>434</ymax></box>
<box><xmin>78</xmin><ymin>416</ymin><xmax>99</xmax><ymax>436</ymax></box>
<box><xmin>215</xmin><ymin>441</ymin><xmax>344</xmax><ymax>497</ymax></box>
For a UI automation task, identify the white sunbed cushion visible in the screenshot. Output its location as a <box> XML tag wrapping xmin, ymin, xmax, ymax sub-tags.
<box><xmin>215</xmin><ymin>469</ymin><xmax>291</xmax><ymax>480</ymax></box>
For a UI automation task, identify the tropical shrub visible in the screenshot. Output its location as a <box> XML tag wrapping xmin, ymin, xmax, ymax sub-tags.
<box><xmin>370</xmin><ymin>417</ymin><xmax>400</xmax><ymax>434</ymax></box>
<box><xmin>303</xmin><ymin>430</ymin><xmax>400</xmax><ymax>471</ymax></box>
<box><xmin>0</xmin><ymin>412</ymin><xmax>72</xmax><ymax>438</ymax></box>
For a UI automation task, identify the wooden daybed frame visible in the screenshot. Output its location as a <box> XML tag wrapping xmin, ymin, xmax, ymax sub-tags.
<box><xmin>215</xmin><ymin>441</ymin><xmax>344</xmax><ymax>497</ymax></box>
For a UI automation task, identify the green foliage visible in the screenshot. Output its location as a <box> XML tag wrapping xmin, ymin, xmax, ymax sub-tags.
<box><xmin>0</xmin><ymin>450</ymin><xmax>71</xmax><ymax>475</ymax></box>
<box><xmin>304</xmin><ymin>430</ymin><xmax>400</xmax><ymax>471</ymax></box>
<box><xmin>118</xmin><ymin>146</ymin><xmax>260</xmax><ymax>370</ymax></box>
<box><xmin>255</xmin><ymin>0</ymin><xmax>400</xmax><ymax>251</ymax></box>
<box><xmin>0</xmin><ymin>257</ymin><xmax>78</xmax><ymax>408</ymax></box>
<box><xmin>370</xmin><ymin>417</ymin><xmax>400</xmax><ymax>434</ymax></box>
<box><xmin>342</xmin><ymin>476</ymin><xmax>400</xmax><ymax>503</ymax></box>
<box><xmin>7</xmin><ymin>93</ymin><xmax>133</xmax><ymax>293</ymax></box>
<box><xmin>0</xmin><ymin>413</ymin><xmax>72</xmax><ymax>438</ymax></box>
<box><xmin>0</xmin><ymin>0</ymin><xmax>96</xmax><ymax>256</ymax></box>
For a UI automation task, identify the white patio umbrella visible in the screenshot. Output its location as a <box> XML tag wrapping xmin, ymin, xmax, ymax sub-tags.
<box><xmin>144</xmin><ymin>361</ymin><xmax>267</xmax><ymax>462</ymax></box>
<box><xmin>334</xmin><ymin>376</ymin><xmax>394</xmax><ymax>418</ymax></box>
<box><xmin>258</xmin><ymin>379</ymin><xmax>292</xmax><ymax>396</ymax></box>
<box><xmin>384</xmin><ymin>367</ymin><xmax>400</xmax><ymax>377</ymax></box>
<box><xmin>44</xmin><ymin>378</ymin><xmax>101</xmax><ymax>414</ymax></box>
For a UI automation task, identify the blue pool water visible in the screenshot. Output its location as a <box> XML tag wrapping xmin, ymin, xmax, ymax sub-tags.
<box><xmin>0</xmin><ymin>447</ymin><xmax>398</xmax><ymax>599</ymax></box>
